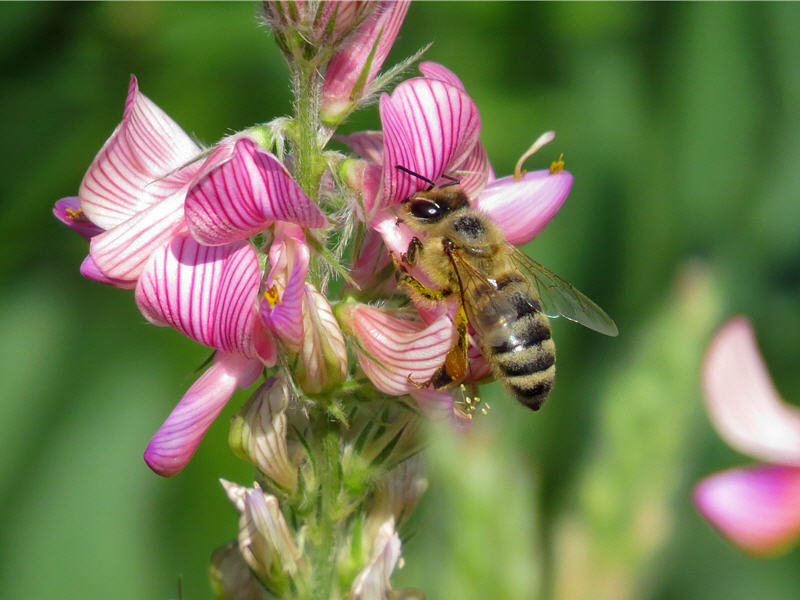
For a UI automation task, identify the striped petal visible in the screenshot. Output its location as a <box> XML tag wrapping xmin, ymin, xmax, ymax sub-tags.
<box><xmin>694</xmin><ymin>464</ymin><xmax>800</xmax><ymax>555</ymax></box>
<box><xmin>380</xmin><ymin>77</ymin><xmax>481</xmax><ymax>210</ymax></box>
<box><xmin>419</xmin><ymin>61</ymin><xmax>466</xmax><ymax>90</ymax></box>
<box><xmin>452</xmin><ymin>140</ymin><xmax>491</xmax><ymax>199</ymax></box>
<box><xmin>185</xmin><ymin>138</ymin><xmax>327</xmax><ymax>246</ymax></box>
<box><xmin>79</xmin><ymin>75</ymin><xmax>202</xmax><ymax>230</ymax></box>
<box><xmin>88</xmin><ymin>190</ymin><xmax>186</xmax><ymax>283</ymax></box>
<box><xmin>343</xmin><ymin>304</ymin><xmax>455</xmax><ymax>396</ymax></box>
<box><xmin>703</xmin><ymin>317</ymin><xmax>800</xmax><ymax>465</ymax></box>
<box><xmin>473</xmin><ymin>169</ymin><xmax>573</xmax><ymax>246</ymax></box>
<box><xmin>320</xmin><ymin>0</ymin><xmax>411</xmax><ymax>126</ymax></box>
<box><xmin>144</xmin><ymin>352</ymin><xmax>262</xmax><ymax>476</ymax></box>
<box><xmin>260</xmin><ymin>224</ymin><xmax>310</xmax><ymax>353</ymax></box>
<box><xmin>418</xmin><ymin>63</ymin><xmax>492</xmax><ymax>195</ymax></box>
<box><xmin>79</xmin><ymin>255</ymin><xmax>136</xmax><ymax>290</ymax></box>
<box><xmin>53</xmin><ymin>196</ymin><xmax>103</xmax><ymax>240</ymax></box>
<box><xmin>135</xmin><ymin>234</ymin><xmax>272</xmax><ymax>360</ymax></box>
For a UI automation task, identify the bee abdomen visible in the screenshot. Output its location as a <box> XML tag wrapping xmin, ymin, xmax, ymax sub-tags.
<box><xmin>486</xmin><ymin>299</ymin><xmax>556</xmax><ymax>411</ymax></box>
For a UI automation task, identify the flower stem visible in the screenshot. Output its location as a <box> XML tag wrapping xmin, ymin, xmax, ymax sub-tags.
<box><xmin>308</xmin><ymin>417</ymin><xmax>342</xmax><ymax>599</ymax></box>
<box><xmin>292</xmin><ymin>62</ymin><xmax>324</xmax><ymax>200</ymax></box>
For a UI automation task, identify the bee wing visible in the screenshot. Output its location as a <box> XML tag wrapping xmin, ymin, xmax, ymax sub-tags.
<box><xmin>510</xmin><ymin>246</ymin><xmax>618</xmax><ymax>337</ymax></box>
<box><xmin>445</xmin><ymin>248</ymin><xmax>524</xmax><ymax>339</ymax></box>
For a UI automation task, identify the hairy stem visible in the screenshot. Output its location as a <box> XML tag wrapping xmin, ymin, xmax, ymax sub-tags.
<box><xmin>291</xmin><ymin>62</ymin><xmax>324</xmax><ymax>200</ymax></box>
<box><xmin>308</xmin><ymin>417</ymin><xmax>342</xmax><ymax>599</ymax></box>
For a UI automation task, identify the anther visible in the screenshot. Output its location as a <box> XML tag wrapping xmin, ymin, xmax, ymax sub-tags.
<box><xmin>550</xmin><ymin>153</ymin><xmax>565</xmax><ymax>174</ymax></box>
<box><xmin>514</xmin><ymin>130</ymin><xmax>556</xmax><ymax>180</ymax></box>
<box><xmin>263</xmin><ymin>285</ymin><xmax>281</xmax><ymax>308</ymax></box>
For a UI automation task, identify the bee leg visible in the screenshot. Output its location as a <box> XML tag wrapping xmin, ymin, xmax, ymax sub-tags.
<box><xmin>395</xmin><ymin>270</ymin><xmax>452</xmax><ymax>302</ymax></box>
<box><xmin>410</xmin><ymin>302</ymin><xmax>469</xmax><ymax>390</ymax></box>
<box><xmin>402</xmin><ymin>236</ymin><xmax>424</xmax><ymax>266</ymax></box>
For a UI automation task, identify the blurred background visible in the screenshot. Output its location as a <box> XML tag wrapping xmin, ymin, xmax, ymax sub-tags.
<box><xmin>2</xmin><ymin>2</ymin><xmax>800</xmax><ymax>599</ymax></box>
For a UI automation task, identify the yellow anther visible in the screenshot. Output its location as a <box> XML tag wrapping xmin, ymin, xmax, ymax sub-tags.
<box><xmin>65</xmin><ymin>208</ymin><xmax>83</xmax><ymax>220</ymax></box>
<box><xmin>514</xmin><ymin>130</ymin><xmax>556</xmax><ymax>180</ymax></box>
<box><xmin>263</xmin><ymin>285</ymin><xmax>281</xmax><ymax>308</ymax></box>
<box><xmin>398</xmin><ymin>557</ymin><xmax>406</xmax><ymax>569</ymax></box>
<box><xmin>550</xmin><ymin>153</ymin><xmax>565</xmax><ymax>174</ymax></box>
<box><xmin>481</xmin><ymin>408</ymin><xmax>488</xmax><ymax>415</ymax></box>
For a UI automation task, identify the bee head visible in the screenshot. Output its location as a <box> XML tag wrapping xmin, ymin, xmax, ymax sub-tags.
<box><xmin>404</xmin><ymin>187</ymin><xmax>470</xmax><ymax>224</ymax></box>
<box><xmin>394</xmin><ymin>166</ymin><xmax>470</xmax><ymax>225</ymax></box>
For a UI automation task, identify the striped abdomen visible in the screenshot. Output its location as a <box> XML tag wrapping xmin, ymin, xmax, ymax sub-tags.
<box><xmin>472</xmin><ymin>273</ymin><xmax>555</xmax><ymax>410</ymax></box>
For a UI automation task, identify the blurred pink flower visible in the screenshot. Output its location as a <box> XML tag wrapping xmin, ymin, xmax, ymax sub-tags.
<box><xmin>694</xmin><ymin>317</ymin><xmax>800</xmax><ymax>555</ymax></box>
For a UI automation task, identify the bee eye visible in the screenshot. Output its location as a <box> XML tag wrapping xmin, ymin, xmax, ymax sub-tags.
<box><xmin>410</xmin><ymin>200</ymin><xmax>441</xmax><ymax>220</ymax></box>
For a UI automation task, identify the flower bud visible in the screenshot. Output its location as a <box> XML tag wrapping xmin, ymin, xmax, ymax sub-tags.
<box><xmin>228</xmin><ymin>375</ymin><xmax>298</xmax><ymax>492</ymax></box>
<box><xmin>350</xmin><ymin>517</ymin><xmax>402</xmax><ymax>600</ymax></box>
<box><xmin>368</xmin><ymin>457</ymin><xmax>428</xmax><ymax>531</ymax></box>
<box><xmin>321</xmin><ymin>1</ymin><xmax>411</xmax><ymax>126</ymax></box>
<box><xmin>221</xmin><ymin>480</ymin><xmax>304</xmax><ymax>591</ymax></box>
<box><xmin>262</xmin><ymin>1</ymin><xmax>376</xmax><ymax>65</ymax></box>
<box><xmin>294</xmin><ymin>283</ymin><xmax>348</xmax><ymax>395</ymax></box>
<box><xmin>209</xmin><ymin>541</ymin><xmax>271</xmax><ymax>600</ymax></box>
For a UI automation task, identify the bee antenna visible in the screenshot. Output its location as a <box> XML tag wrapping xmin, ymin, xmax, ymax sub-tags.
<box><xmin>440</xmin><ymin>173</ymin><xmax>461</xmax><ymax>188</ymax></box>
<box><xmin>395</xmin><ymin>165</ymin><xmax>436</xmax><ymax>190</ymax></box>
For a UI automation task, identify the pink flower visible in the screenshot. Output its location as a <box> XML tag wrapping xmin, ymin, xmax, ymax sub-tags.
<box><xmin>136</xmin><ymin>234</ymin><xmax>277</xmax><ymax>476</ymax></box>
<box><xmin>260</xmin><ymin>223</ymin><xmax>348</xmax><ymax>394</ymax></box>
<box><xmin>184</xmin><ymin>137</ymin><xmax>328</xmax><ymax>246</ymax></box>
<box><xmin>78</xmin><ymin>76</ymin><xmax>205</xmax><ymax>286</ymax></box>
<box><xmin>693</xmin><ymin>317</ymin><xmax>800</xmax><ymax>555</ymax></box>
<box><xmin>55</xmin><ymin>77</ymin><xmax>333</xmax><ymax>475</ymax></box>
<box><xmin>320</xmin><ymin>0</ymin><xmax>411</xmax><ymax>126</ymax></box>
<box><xmin>340</xmin><ymin>63</ymin><xmax>573</xmax><ymax>419</ymax></box>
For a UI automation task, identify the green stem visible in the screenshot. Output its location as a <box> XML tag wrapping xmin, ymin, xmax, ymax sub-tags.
<box><xmin>292</xmin><ymin>63</ymin><xmax>324</xmax><ymax>199</ymax></box>
<box><xmin>308</xmin><ymin>418</ymin><xmax>341</xmax><ymax>600</ymax></box>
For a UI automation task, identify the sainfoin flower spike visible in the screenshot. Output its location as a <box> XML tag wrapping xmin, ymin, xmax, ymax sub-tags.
<box><xmin>54</xmin><ymin>3</ymin><xmax>608</xmax><ymax>595</ymax></box>
<box><xmin>693</xmin><ymin>317</ymin><xmax>800</xmax><ymax>555</ymax></box>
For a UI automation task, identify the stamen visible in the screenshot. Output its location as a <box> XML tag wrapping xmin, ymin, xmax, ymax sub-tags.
<box><xmin>66</xmin><ymin>208</ymin><xmax>83</xmax><ymax>220</ymax></box>
<box><xmin>455</xmin><ymin>384</ymin><xmax>488</xmax><ymax>419</ymax></box>
<box><xmin>513</xmin><ymin>130</ymin><xmax>556</xmax><ymax>180</ymax></box>
<box><xmin>550</xmin><ymin>153</ymin><xmax>565</xmax><ymax>174</ymax></box>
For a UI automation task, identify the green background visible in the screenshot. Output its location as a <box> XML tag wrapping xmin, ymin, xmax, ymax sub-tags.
<box><xmin>2</xmin><ymin>2</ymin><xmax>800</xmax><ymax>599</ymax></box>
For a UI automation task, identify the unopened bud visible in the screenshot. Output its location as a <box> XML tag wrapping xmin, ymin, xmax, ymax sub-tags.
<box><xmin>221</xmin><ymin>481</ymin><xmax>304</xmax><ymax>591</ymax></box>
<box><xmin>294</xmin><ymin>283</ymin><xmax>348</xmax><ymax>395</ymax></box>
<box><xmin>262</xmin><ymin>1</ymin><xmax>376</xmax><ymax>65</ymax></box>
<box><xmin>209</xmin><ymin>541</ymin><xmax>271</xmax><ymax>600</ymax></box>
<box><xmin>350</xmin><ymin>517</ymin><xmax>402</xmax><ymax>600</ymax></box>
<box><xmin>228</xmin><ymin>375</ymin><xmax>298</xmax><ymax>492</ymax></box>
<box><xmin>321</xmin><ymin>1</ymin><xmax>411</xmax><ymax>126</ymax></box>
<box><xmin>369</xmin><ymin>457</ymin><xmax>428</xmax><ymax>531</ymax></box>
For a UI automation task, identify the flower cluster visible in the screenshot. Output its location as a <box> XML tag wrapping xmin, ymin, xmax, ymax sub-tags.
<box><xmin>54</xmin><ymin>2</ymin><xmax>574</xmax><ymax>598</ymax></box>
<box><xmin>694</xmin><ymin>317</ymin><xmax>800</xmax><ymax>556</ymax></box>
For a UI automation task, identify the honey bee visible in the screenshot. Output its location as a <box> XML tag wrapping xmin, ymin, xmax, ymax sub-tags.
<box><xmin>393</xmin><ymin>166</ymin><xmax>618</xmax><ymax>410</ymax></box>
